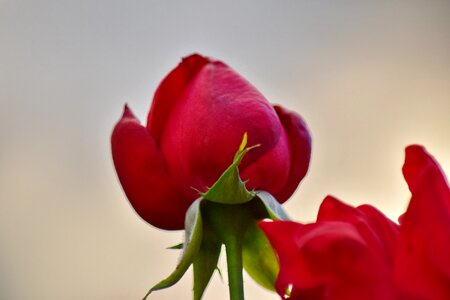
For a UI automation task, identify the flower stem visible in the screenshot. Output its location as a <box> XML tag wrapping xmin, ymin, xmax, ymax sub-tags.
<box><xmin>202</xmin><ymin>201</ymin><xmax>253</xmax><ymax>300</ymax></box>
<box><xmin>224</xmin><ymin>237</ymin><xmax>244</xmax><ymax>300</ymax></box>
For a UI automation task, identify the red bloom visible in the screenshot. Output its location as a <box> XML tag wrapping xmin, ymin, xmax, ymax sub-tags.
<box><xmin>112</xmin><ymin>54</ymin><xmax>311</xmax><ymax>230</ymax></box>
<box><xmin>260</xmin><ymin>145</ymin><xmax>450</xmax><ymax>299</ymax></box>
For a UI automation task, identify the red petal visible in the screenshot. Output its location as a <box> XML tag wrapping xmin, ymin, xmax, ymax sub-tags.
<box><xmin>147</xmin><ymin>54</ymin><xmax>209</xmax><ymax>143</ymax></box>
<box><xmin>111</xmin><ymin>105</ymin><xmax>191</xmax><ymax>230</ymax></box>
<box><xmin>260</xmin><ymin>220</ymin><xmax>397</xmax><ymax>300</ymax></box>
<box><xmin>272</xmin><ymin>105</ymin><xmax>312</xmax><ymax>203</ymax></box>
<box><xmin>258</xmin><ymin>221</ymin><xmax>306</xmax><ymax>298</ymax></box>
<box><xmin>240</xmin><ymin>126</ymin><xmax>291</xmax><ymax>196</ymax></box>
<box><xmin>395</xmin><ymin>145</ymin><xmax>450</xmax><ymax>298</ymax></box>
<box><xmin>317</xmin><ymin>196</ymin><xmax>399</xmax><ymax>267</ymax></box>
<box><xmin>357</xmin><ymin>204</ymin><xmax>400</xmax><ymax>267</ymax></box>
<box><xmin>155</xmin><ymin>56</ymin><xmax>283</xmax><ymax>198</ymax></box>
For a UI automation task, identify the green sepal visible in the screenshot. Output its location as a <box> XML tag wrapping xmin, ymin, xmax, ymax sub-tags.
<box><xmin>144</xmin><ymin>133</ymin><xmax>293</xmax><ymax>299</ymax></box>
<box><xmin>241</xmin><ymin>191</ymin><xmax>290</xmax><ymax>292</ymax></box>
<box><xmin>144</xmin><ymin>199</ymin><xmax>203</xmax><ymax>299</ymax></box>
<box><xmin>193</xmin><ymin>224</ymin><xmax>221</xmax><ymax>300</ymax></box>
<box><xmin>242</xmin><ymin>221</ymin><xmax>279</xmax><ymax>291</ymax></box>
<box><xmin>202</xmin><ymin>133</ymin><xmax>258</xmax><ymax>204</ymax></box>
<box><xmin>255</xmin><ymin>191</ymin><xmax>290</xmax><ymax>220</ymax></box>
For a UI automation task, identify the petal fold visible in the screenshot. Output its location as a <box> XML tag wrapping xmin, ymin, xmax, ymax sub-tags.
<box><xmin>272</xmin><ymin>105</ymin><xmax>311</xmax><ymax>203</ymax></box>
<box><xmin>147</xmin><ymin>53</ymin><xmax>210</xmax><ymax>143</ymax></box>
<box><xmin>112</xmin><ymin>105</ymin><xmax>190</xmax><ymax>230</ymax></box>
<box><xmin>318</xmin><ymin>196</ymin><xmax>399</xmax><ymax>267</ymax></box>
<box><xmin>260</xmin><ymin>220</ymin><xmax>397</xmax><ymax>300</ymax></box>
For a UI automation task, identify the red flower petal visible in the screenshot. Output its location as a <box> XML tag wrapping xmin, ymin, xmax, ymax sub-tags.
<box><xmin>357</xmin><ymin>204</ymin><xmax>399</xmax><ymax>267</ymax></box>
<box><xmin>260</xmin><ymin>220</ymin><xmax>397</xmax><ymax>300</ymax></box>
<box><xmin>240</xmin><ymin>124</ymin><xmax>291</xmax><ymax>196</ymax></box>
<box><xmin>111</xmin><ymin>105</ymin><xmax>191</xmax><ymax>230</ymax></box>
<box><xmin>272</xmin><ymin>105</ymin><xmax>312</xmax><ymax>203</ymax></box>
<box><xmin>395</xmin><ymin>145</ymin><xmax>450</xmax><ymax>299</ymax></box>
<box><xmin>147</xmin><ymin>54</ymin><xmax>209</xmax><ymax>143</ymax></box>
<box><xmin>154</xmin><ymin>55</ymin><xmax>285</xmax><ymax>198</ymax></box>
<box><xmin>317</xmin><ymin>196</ymin><xmax>399</xmax><ymax>267</ymax></box>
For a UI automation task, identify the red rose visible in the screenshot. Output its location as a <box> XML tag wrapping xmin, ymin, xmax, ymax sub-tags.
<box><xmin>260</xmin><ymin>145</ymin><xmax>450</xmax><ymax>300</ymax></box>
<box><xmin>112</xmin><ymin>54</ymin><xmax>311</xmax><ymax>230</ymax></box>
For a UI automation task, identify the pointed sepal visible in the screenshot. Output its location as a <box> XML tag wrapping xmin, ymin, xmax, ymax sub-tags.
<box><xmin>193</xmin><ymin>226</ymin><xmax>222</xmax><ymax>300</ymax></box>
<box><xmin>242</xmin><ymin>220</ymin><xmax>279</xmax><ymax>291</ymax></box>
<box><xmin>240</xmin><ymin>192</ymin><xmax>290</xmax><ymax>292</ymax></box>
<box><xmin>255</xmin><ymin>191</ymin><xmax>290</xmax><ymax>220</ymax></box>
<box><xmin>144</xmin><ymin>199</ymin><xmax>203</xmax><ymax>299</ymax></box>
<box><xmin>202</xmin><ymin>133</ymin><xmax>258</xmax><ymax>204</ymax></box>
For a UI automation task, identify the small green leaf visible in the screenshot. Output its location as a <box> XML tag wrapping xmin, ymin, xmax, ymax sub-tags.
<box><xmin>202</xmin><ymin>133</ymin><xmax>258</xmax><ymax>204</ymax></box>
<box><xmin>193</xmin><ymin>225</ymin><xmax>221</xmax><ymax>300</ymax></box>
<box><xmin>144</xmin><ymin>199</ymin><xmax>203</xmax><ymax>299</ymax></box>
<box><xmin>242</xmin><ymin>221</ymin><xmax>279</xmax><ymax>291</ymax></box>
<box><xmin>167</xmin><ymin>243</ymin><xmax>184</xmax><ymax>250</ymax></box>
<box><xmin>255</xmin><ymin>191</ymin><xmax>290</xmax><ymax>220</ymax></box>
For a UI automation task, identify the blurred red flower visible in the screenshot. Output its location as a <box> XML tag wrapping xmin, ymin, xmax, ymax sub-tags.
<box><xmin>111</xmin><ymin>54</ymin><xmax>311</xmax><ymax>230</ymax></box>
<box><xmin>260</xmin><ymin>145</ymin><xmax>450</xmax><ymax>300</ymax></box>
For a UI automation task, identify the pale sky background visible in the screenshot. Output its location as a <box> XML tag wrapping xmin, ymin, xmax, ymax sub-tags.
<box><xmin>1</xmin><ymin>1</ymin><xmax>449</xmax><ymax>299</ymax></box>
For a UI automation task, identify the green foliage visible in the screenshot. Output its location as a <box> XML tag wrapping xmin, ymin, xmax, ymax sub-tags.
<box><xmin>144</xmin><ymin>199</ymin><xmax>203</xmax><ymax>299</ymax></box>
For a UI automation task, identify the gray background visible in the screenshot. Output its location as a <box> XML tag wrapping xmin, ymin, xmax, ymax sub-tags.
<box><xmin>1</xmin><ymin>1</ymin><xmax>449</xmax><ymax>299</ymax></box>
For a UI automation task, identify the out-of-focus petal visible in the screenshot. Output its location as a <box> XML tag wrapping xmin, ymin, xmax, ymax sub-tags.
<box><xmin>318</xmin><ymin>196</ymin><xmax>399</xmax><ymax>267</ymax></box>
<box><xmin>272</xmin><ymin>105</ymin><xmax>312</xmax><ymax>203</ymax></box>
<box><xmin>112</xmin><ymin>105</ymin><xmax>190</xmax><ymax>230</ymax></box>
<box><xmin>258</xmin><ymin>221</ymin><xmax>306</xmax><ymax>298</ymax></box>
<box><xmin>260</xmin><ymin>220</ymin><xmax>397</xmax><ymax>300</ymax></box>
<box><xmin>357</xmin><ymin>204</ymin><xmax>399</xmax><ymax>267</ymax></box>
<box><xmin>395</xmin><ymin>145</ymin><xmax>450</xmax><ymax>299</ymax></box>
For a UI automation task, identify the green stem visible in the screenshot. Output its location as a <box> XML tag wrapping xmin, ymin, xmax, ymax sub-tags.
<box><xmin>224</xmin><ymin>237</ymin><xmax>244</xmax><ymax>300</ymax></box>
<box><xmin>202</xmin><ymin>201</ymin><xmax>253</xmax><ymax>300</ymax></box>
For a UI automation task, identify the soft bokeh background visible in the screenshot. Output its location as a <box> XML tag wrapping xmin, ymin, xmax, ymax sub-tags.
<box><xmin>1</xmin><ymin>1</ymin><xmax>449</xmax><ymax>299</ymax></box>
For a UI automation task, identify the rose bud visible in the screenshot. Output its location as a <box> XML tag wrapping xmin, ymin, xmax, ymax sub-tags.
<box><xmin>112</xmin><ymin>54</ymin><xmax>311</xmax><ymax>230</ymax></box>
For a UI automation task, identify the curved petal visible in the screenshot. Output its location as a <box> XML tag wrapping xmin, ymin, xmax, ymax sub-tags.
<box><xmin>112</xmin><ymin>105</ymin><xmax>191</xmax><ymax>230</ymax></box>
<box><xmin>158</xmin><ymin>56</ymin><xmax>282</xmax><ymax>198</ymax></box>
<box><xmin>272</xmin><ymin>105</ymin><xmax>312</xmax><ymax>203</ymax></box>
<box><xmin>240</xmin><ymin>127</ymin><xmax>291</xmax><ymax>196</ymax></box>
<box><xmin>357</xmin><ymin>204</ymin><xmax>399</xmax><ymax>267</ymax></box>
<box><xmin>258</xmin><ymin>221</ymin><xmax>306</xmax><ymax>298</ymax></box>
<box><xmin>318</xmin><ymin>196</ymin><xmax>399</xmax><ymax>267</ymax></box>
<box><xmin>147</xmin><ymin>54</ymin><xmax>209</xmax><ymax>143</ymax></box>
<box><xmin>260</xmin><ymin>220</ymin><xmax>397</xmax><ymax>300</ymax></box>
<box><xmin>395</xmin><ymin>145</ymin><xmax>450</xmax><ymax>299</ymax></box>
